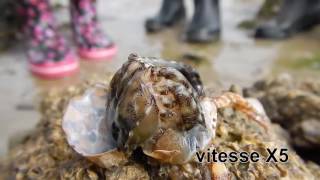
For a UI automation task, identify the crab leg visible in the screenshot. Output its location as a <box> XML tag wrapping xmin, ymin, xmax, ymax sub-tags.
<box><xmin>212</xmin><ymin>92</ymin><xmax>269</xmax><ymax>130</ymax></box>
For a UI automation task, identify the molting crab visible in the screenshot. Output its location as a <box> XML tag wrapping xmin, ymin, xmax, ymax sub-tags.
<box><xmin>62</xmin><ymin>54</ymin><xmax>269</xmax><ymax>179</ymax></box>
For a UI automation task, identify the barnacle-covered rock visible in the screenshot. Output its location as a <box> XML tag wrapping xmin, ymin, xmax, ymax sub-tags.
<box><xmin>245</xmin><ymin>74</ymin><xmax>320</xmax><ymax>163</ymax></box>
<box><xmin>1</xmin><ymin>58</ymin><xmax>320</xmax><ymax>180</ymax></box>
<box><xmin>245</xmin><ymin>74</ymin><xmax>320</xmax><ymax>148</ymax></box>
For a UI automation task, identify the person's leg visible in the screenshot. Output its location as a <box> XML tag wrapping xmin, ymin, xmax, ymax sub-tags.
<box><xmin>20</xmin><ymin>0</ymin><xmax>79</xmax><ymax>78</ymax></box>
<box><xmin>70</xmin><ymin>0</ymin><xmax>117</xmax><ymax>60</ymax></box>
<box><xmin>145</xmin><ymin>0</ymin><xmax>185</xmax><ymax>33</ymax></box>
<box><xmin>255</xmin><ymin>0</ymin><xmax>320</xmax><ymax>39</ymax></box>
<box><xmin>185</xmin><ymin>0</ymin><xmax>220</xmax><ymax>43</ymax></box>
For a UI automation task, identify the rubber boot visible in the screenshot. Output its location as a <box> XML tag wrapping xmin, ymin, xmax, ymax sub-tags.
<box><xmin>70</xmin><ymin>0</ymin><xmax>117</xmax><ymax>60</ymax></box>
<box><xmin>145</xmin><ymin>0</ymin><xmax>185</xmax><ymax>33</ymax></box>
<box><xmin>255</xmin><ymin>0</ymin><xmax>320</xmax><ymax>39</ymax></box>
<box><xmin>185</xmin><ymin>0</ymin><xmax>220</xmax><ymax>43</ymax></box>
<box><xmin>20</xmin><ymin>0</ymin><xmax>78</xmax><ymax>78</ymax></box>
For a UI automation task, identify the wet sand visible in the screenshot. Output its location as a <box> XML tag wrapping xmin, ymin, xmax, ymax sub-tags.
<box><xmin>0</xmin><ymin>0</ymin><xmax>319</xmax><ymax>155</ymax></box>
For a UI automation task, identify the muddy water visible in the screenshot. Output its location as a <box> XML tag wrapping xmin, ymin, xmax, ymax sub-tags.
<box><xmin>0</xmin><ymin>0</ymin><xmax>320</xmax><ymax>155</ymax></box>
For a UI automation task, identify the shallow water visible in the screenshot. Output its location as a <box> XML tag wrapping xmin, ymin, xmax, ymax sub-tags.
<box><xmin>0</xmin><ymin>0</ymin><xmax>320</xmax><ymax>155</ymax></box>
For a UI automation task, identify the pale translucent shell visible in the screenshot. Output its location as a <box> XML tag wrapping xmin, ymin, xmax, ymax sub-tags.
<box><xmin>246</xmin><ymin>98</ymin><xmax>270</xmax><ymax>123</ymax></box>
<box><xmin>62</xmin><ymin>84</ymin><xmax>126</xmax><ymax>168</ymax></box>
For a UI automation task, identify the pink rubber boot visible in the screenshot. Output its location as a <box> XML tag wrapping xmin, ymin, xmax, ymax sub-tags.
<box><xmin>21</xmin><ymin>0</ymin><xmax>79</xmax><ymax>79</ymax></box>
<box><xmin>70</xmin><ymin>0</ymin><xmax>117</xmax><ymax>61</ymax></box>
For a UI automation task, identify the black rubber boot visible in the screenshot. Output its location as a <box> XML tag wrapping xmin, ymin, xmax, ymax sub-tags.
<box><xmin>255</xmin><ymin>0</ymin><xmax>320</xmax><ymax>39</ymax></box>
<box><xmin>145</xmin><ymin>0</ymin><xmax>185</xmax><ymax>33</ymax></box>
<box><xmin>185</xmin><ymin>0</ymin><xmax>220</xmax><ymax>43</ymax></box>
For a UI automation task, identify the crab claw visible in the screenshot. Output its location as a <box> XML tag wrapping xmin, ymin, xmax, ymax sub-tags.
<box><xmin>62</xmin><ymin>85</ymin><xmax>127</xmax><ymax>168</ymax></box>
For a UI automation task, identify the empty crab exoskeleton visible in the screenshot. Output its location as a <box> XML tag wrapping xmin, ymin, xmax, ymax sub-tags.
<box><xmin>62</xmin><ymin>84</ymin><xmax>127</xmax><ymax>168</ymax></box>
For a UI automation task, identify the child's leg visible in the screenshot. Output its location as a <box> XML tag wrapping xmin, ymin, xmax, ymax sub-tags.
<box><xmin>19</xmin><ymin>0</ymin><xmax>78</xmax><ymax>78</ymax></box>
<box><xmin>70</xmin><ymin>0</ymin><xmax>117</xmax><ymax>60</ymax></box>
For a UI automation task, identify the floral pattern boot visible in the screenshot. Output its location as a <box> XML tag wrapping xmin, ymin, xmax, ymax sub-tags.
<box><xmin>70</xmin><ymin>0</ymin><xmax>117</xmax><ymax>60</ymax></box>
<box><xmin>20</xmin><ymin>0</ymin><xmax>79</xmax><ymax>78</ymax></box>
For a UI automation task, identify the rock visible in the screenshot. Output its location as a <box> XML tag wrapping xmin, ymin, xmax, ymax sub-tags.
<box><xmin>0</xmin><ymin>75</ymin><xmax>319</xmax><ymax>179</ymax></box>
<box><xmin>245</xmin><ymin>74</ymin><xmax>320</xmax><ymax>164</ymax></box>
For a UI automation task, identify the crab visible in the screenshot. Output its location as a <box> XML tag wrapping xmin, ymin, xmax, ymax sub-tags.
<box><xmin>63</xmin><ymin>53</ymin><xmax>269</xmax><ymax>179</ymax></box>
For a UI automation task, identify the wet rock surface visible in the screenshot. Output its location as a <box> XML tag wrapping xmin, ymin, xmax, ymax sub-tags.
<box><xmin>0</xmin><ymin>74</ymin><xmax>319</xmax><ymax>179</ymax></box>
<box><xmin>245</xmin><ymin>74</ymin><xmax>320</xmax><ymax>164</ymax></box>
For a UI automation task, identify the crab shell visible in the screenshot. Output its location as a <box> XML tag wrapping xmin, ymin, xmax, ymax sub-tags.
<box><xmin>62</xmin><ymin>54</ymin><xmax>218</xmax><ymax>166</ymax></box>
<box><xmin>107</xmin><ymin>54</ymin><xmax>217</xmax><ymax>164</ymax></box>
<box><xmin>62</xmin><ymin>84</ymin><xmax>127</xmax><ymax>168</ymax></box>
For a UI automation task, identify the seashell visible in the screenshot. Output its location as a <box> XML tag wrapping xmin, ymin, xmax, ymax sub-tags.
<box><xmin>62</xmin><ymin>84</ymin><xmax>127</xmax><ymax>168</ymax></box>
